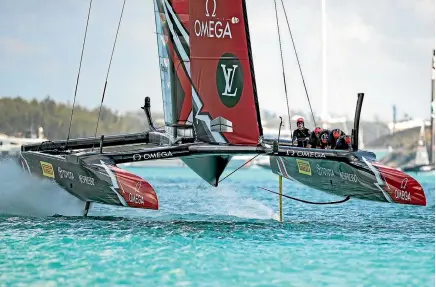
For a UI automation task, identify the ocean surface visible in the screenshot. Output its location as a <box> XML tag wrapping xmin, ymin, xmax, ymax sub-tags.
<box><xmin>0</xmin><ymin>155</ymin><xmax>434</xmax><ymax>287</ymax></box>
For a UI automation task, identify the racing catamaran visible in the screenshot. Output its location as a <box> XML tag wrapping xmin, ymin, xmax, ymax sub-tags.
<box><xmin>19</xmin><ymin>0</ymin><xmax>426</xmax><ymax>217</ymax></box>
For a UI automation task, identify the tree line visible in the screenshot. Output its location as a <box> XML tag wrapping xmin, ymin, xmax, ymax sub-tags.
<box><xmin>0</xmin><ymin>96</ymin><xmax>146</xmax><ymax>140</ymax></box>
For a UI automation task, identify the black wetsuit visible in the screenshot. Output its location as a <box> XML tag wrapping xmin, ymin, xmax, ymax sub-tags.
<box><xmin>318</xmin><ymin>129</ymin><xmax>331</xmax><ymax>149</ymax></box>
<box><xmin>308</xmin><ymin>131</ymin><xmax>321</xmax><ymax>148</ymax></box>
<box><xmin>335</xmin><ymin>135</ymin><xmax>351</xmax><ymax>150</ymax></box>
<box><xmin>292</xmin><ymin>128</ymin><xmax>310</xmax><ymax>147</ymax></box>
<box><xmin>329</xmin><ymin>130</ymin><xmax>346</xmax><ymax>149</ymax></box>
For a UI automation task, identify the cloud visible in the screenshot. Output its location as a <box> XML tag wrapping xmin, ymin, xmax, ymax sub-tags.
<box><xmin>341</xmin><ymin>16</ymin><xmax>374</xmax><ymax>44</ymax></box>
<box><xmin>399</xmin><ymin>0</ymin><xmax>435</xmax><ymax>23</ymax></box>
<box><xmin>0</xmin><ymin>37</ymin><xmax>44</xmax><ymax>56</ymax></box>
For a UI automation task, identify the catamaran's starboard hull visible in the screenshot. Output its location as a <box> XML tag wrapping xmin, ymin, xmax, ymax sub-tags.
<box><xmin>19</xmin><ymin>151</ymin><xmax>159</xmax><ymax>210</ymax></box>
<box><xmin>269</xmin><ymin>153</ymin><xmax>427</xmax><ymax>206</ymax></box>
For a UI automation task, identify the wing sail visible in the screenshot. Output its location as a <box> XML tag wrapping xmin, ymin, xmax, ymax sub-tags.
<box><xmin>189</xmin><ymin>0</ymin><xmax>263</xmax><ymax>145</ymax></box>
<box><xmin>153</xmin><ymin>0</ymin><xmax>192</xmax><ymax>137</ymax></box>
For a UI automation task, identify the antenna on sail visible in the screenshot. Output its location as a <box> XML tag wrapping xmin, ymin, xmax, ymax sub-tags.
<box><xmin>65</xmin><ymin>0</ymin><xmax>93</xmax><ymax>149</ymax></box>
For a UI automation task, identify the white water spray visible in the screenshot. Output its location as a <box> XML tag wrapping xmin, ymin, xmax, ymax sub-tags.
<box><xmin>224</xmin><ymin>191</ymin><xmax>280</xmax><ymax>221</ymax></box>
<box><xmin>195</xmin><ymin>185</ymin><xmax>279</xmax><ymax>221</ymax></box>
<box><xmin>0</xmin><ymin>159</ymin><xmax>86</xmax><ymax>217</ymax></box>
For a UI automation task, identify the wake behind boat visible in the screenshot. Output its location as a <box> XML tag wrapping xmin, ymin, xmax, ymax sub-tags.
<box><xmin>19</xmin><ymin>0</ymin><xmax>426</xmax><ymax>217</ymax></box>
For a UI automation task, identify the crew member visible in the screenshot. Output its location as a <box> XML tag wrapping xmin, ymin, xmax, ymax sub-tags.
<box><xmin>335</xmin><ymin>134</ymin><xmax>352</xmax><ymax>150</ymax></box>
<box><xmin>307</xmin><ymin>127</ymin><xmax>323</xmax><ymax>148</ymax></box>
<box><xmin>292</xmin><ymin>117</ymin><xmax>311</xmax><ymax>147</ymax></box>
<box><xmin>329</xmin><ymin>128</ymin><xmax>346</xmax><ymax>149</ymax></box>
<box><xmin>318</xmin><ymin>129</ymin><xmax>331</xmax><ymax>149</ymax></box>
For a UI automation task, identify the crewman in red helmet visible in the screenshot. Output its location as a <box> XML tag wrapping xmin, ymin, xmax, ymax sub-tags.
<box><xmin>307</xmin><ymin>127</ymin><xmax>323</xmax><ymax>148</ymax></box>
<box><xmin>292</xmin><ymin>117</ymin><xmax>310</xmax><ymax>147</ymax></box>
<box><xmin>318</xmin><ymin>129</ymin><xmax>331</xmax><ymax>149</ymax></box>
<box><xmin>329</xmin><ymin>128</ymin><xmax>346</xmax><ymax>149</ymax></box>
<box><xmin>335</xmin><ymin>134</ymin><xmax>352</xmax><ymax>150</ymax></box>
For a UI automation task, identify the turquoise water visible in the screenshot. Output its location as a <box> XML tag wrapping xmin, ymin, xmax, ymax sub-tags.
<box><xmin>0</xmin><ymin>159</ymin><xmax>434</xmax><ymax>287</ymax></box>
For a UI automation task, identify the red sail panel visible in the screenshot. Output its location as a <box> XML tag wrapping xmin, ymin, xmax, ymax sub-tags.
<box><xmin>167</xmin><ymin>35</ymin><xmax>192</xmax><ymax>123</ymax></box>
<box><xmin>172</xmin><ymin>0</ymin><xmax>190</xmax><ymax>32</ymax></box>
<box><xmin>189</xmin><ymin>0</ymin><xmax>263</xmax><ymax>145</ymax></box>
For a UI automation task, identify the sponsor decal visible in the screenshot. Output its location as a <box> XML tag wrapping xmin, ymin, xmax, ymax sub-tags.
<box><xmin>132</xmin><ymin>151</ymin><xmax>173</xmax><ymax>161</ymax></box>
<box><xmin>286</xmin><ymin>149</ymin><xmax>327</xmax><ymax>158</ymax></box>
<box><xmin>339</xmin><ymin>171</ymin><xmax>358</xmax><ymax>183</ymax></box>
<box><xmin>390</xmin><ymin>177</ymin><xmax>411</xmax><ymax>202</ymax></box>
<box><xmin>216</xmin><ymin>53</ymin><xmax>244</xmax><ymax>108</ymax></box>
<box><xmin>400</xmin><ymin>178</ymin><xmax>408</xmax><ymax>189</ymax></box>
<box><xmin>79</xmin><ymin>174</ymin><xmax>95</xmax><ymax>186</ymax></box>
<box><xmin>57</xmin><ymin>167</ymin><xmax>74</xmax><ymax>180</ymax></box>
<box><xmin>128</xmin><ymin>182</ymin><xmax>145</xmax><ymax>205</ymax></box>
<box><xmin>160</xmin><ymin>63</ymin><xmax>168</xmax><ymax>72</ymax></box>
<box><xmin>129</xmin><ymin>193</ymin><xmax>145</xmax><ymax>205</ymax></box>
<box><xmin>296</xmin><ymin>159</ymin><xmax>312</xmax><ymax>176</ymax></box>
<box><xmin>316</xmin><ymin>164</ymin><xmax>334</xmax><ymax>177</ymax></box>
<box><xmin>193</xmin><ymin>0</ymin><xmax>238</xmax><ymax>39</ymax></box>
<box><xmin>40</xmin><ymin>161</ymin><xmax>54</xmax><ymax>178</ymax></box>
<box><xmin>159</xmin><ymin>12</ymin><xmax>166</xmax><ymax>24</ymax></box>
<box><xmin>394</xmin><ymin>189</ymin><xmax>411</xmax><ymax>201</ymax></box>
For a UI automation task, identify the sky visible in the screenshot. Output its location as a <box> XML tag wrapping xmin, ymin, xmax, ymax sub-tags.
<box><xmin>0</xmin><ymin>0</ymin><xmax>434</xmax><ymax>122</ymax></box>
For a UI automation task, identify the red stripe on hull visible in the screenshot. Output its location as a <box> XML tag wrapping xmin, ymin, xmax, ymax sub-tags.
<box><xmin>373</xmin><ymin>163</ymin><xmax>427</xmax><ymax>206</ymax></box>
<box><xmin>110</xmin><ymin>166</ymin><xmax>159</xmax><ymax>210</ymax></box>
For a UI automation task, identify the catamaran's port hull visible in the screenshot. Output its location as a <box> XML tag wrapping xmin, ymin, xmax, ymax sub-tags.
<box><xmin>17</xmin><ymin>141</ymin><xmax>265</xmax><ymax>213</ymax></box>
<box><xmin>269</xmin><ymin>153</ymin><xmax>427</xmax><ymax>206</ymax></box>
<box><xmin>18</xmin><ymin>151</ymin><xmax>159</xmax><ymax>211</ymax></box>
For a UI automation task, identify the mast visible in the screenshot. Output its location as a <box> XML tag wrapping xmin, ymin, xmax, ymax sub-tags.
<box><xmin>152</xmin><ymin>0</ymin><xmax>192</xmax><ymax>141</ymax></box>
<box><xmin>431</xmin><ymin>49</ymin><xmax>435</xmax><ymax>164</ymax></box>
<box><xmin>321</xmin><ymin>0</ymin><xmax>328</xmax><ymax>128</ymax></box>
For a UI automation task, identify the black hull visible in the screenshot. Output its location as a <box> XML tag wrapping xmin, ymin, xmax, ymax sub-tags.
<box><xmin>19</xmin><ymin>152</ymin><xmax>159</xmax><ymax>211</ymax></box>
<box><xmin>269</xmin><ymin>148</ymin><xmax>426</xmax><ymax>206</ymax></box>
<box><xmin>18</xmin><ymin>140</ymin><xmax>261</xmax><ymax>212</ymax></box>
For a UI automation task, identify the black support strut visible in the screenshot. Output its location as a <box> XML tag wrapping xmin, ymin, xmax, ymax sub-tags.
<box><xmin>351</xmin><ymin>93</ymin><xmax>364</xmax><ymax>151</ymax></box>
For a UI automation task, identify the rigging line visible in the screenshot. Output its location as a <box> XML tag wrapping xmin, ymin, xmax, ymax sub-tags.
<box><xmin>258</xmin><ymin>186</ymin><xmax>351</xmax><ymax>205</ymax></box>
<box><xmin>218</xmin><ymin>154</ymin><xmax>261</xmax><ymax>184</ymax></box>
<box><xmin>93</xmin><ymin>0</ymin><xmax>127</xmax><ymax>140</ymax></box>
<box><xmin>279</xmin><ymin>0</ymin><xmax>317</xmax><ymax>127</ymax></box>
<box><xmin>273</xmin><ymin>0</ymin><xmax>292</xmax><ymax>135</ymax></box>
<box><xmin>65</xmin><ymin>0</ymin><xmax>93</xmax><ymax>149</ymax></box>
